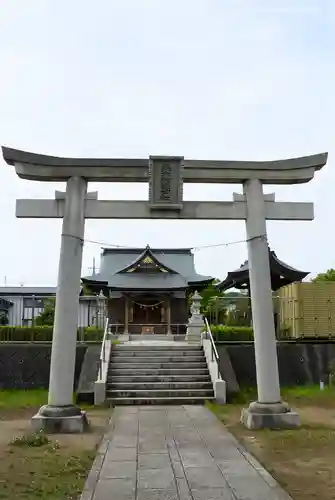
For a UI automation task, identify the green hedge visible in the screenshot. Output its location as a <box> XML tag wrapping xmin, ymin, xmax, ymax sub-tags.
<box><xmin>0</xmin><ymin>326</ymin><xmax>104</xmax><ymax>342</ymax></box>
<box><xmin>81</xmin><ymin>326</ymin><xmax>104</xmax><ymax>341</ymax></box>
<box><xmin>209</xmin><ymin>325</ymin><xmax>254</xmax><ymax>341</ymax></box>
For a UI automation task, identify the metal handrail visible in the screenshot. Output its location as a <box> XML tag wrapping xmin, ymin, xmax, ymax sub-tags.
<box><xmin>204</xmin><ymin>317</ymin><xmax>221</xmax><ymax>380</ymax></box>
<box><xmin>98</xmin><ymin>317</ymin><xmax>109</xmax><ymax>380</ymax></box>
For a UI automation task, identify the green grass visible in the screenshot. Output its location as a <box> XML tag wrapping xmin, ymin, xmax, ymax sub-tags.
<box><xmin>225</xmin><ymin>384</ymin><xmax>335</xmax><ymax>405</ymax></box>
<box><xmin>281</xmin><ymin>383</ymin><xmax>335</xmax><ymax>397</ymax></box>
<box><xmin>0</xmin><ymin>389</ymin><xmax>98</xmax><ymax>411</ymax></box>
<box><xmin>0</xmin><ymin>389</ymin><xmax>48</xmax><ymax>409</ymax></box>
<box><xmin>0</xmin><ymin>441</ymin><xmax>96</xmax><ymax>499</ymax></box>
<box><xmin>281</xmin><ymin>384</ymin><xmax>335</xmax><ymax>407</ymax></box>
<box><xmin>207</xmin><ymin>389</ymin><xmax>335</xmax><ymax>500</ymax></box>
<box><xmin>0</xmin><ymin>392</ymin><xmax>111</xmax><ymax>499</ymax></box>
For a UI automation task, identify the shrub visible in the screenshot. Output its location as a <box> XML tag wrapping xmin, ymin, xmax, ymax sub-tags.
<box><xmin>35</xmin><ymin>298</ymin><xmax>55</xmax><ymax>326</ymax></box>
<box><xmin>0</xmin><ymin>326</ymin><xmax>54</xmax><ymax>342</ymax></box>
<box><xmin>10</xmin><ymin>430</ymin><xmax>51</xmax><ymax>447</ymax></box>
<box><xmin>0</xmin><ymin>325</ymin><xmax>104</xmax><ymax>342</ymax></box>
<box><xmin>208</xmin><ymin>326</ymin><xmax>335</xmax><ymax>342</ymax></box>
<box><xmin>83</xmin><ymin>326</ymin><xmax>104</xmax><ymax>341</ymax></box>
<box><xmin>209</xmin><ymin>325</ymin><xmax>254</xmax><ymax>341</ymax></box>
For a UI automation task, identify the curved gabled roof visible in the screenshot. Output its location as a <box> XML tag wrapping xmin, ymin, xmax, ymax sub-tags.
<box><xmin>116</xmin><ymin>245</ymin><xmax>176</xmax><ymax>274</ymax></box>
<box><xmin>216</xmin><ymin>248</ymin><xmax>309</xmax><ymax>292</ymax></box>
<box><xmin>82</xmin><ymin>245</ymin><xmax>213</xmax><ymax>291</ymax></box>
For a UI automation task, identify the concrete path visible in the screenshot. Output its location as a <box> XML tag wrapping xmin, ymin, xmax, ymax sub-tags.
<box><xmin>81</xmin><ymin>405</ymin><xmax>292</xmax><ymax>500</ymax></box>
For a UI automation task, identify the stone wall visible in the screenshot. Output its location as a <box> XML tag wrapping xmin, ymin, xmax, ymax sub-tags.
<box><xmin>2</xmin><ymin>342</ymin><xmax>335</xmax><ymax>392</ymax></box>
<box><xmin>0</xmin><ymin>344</ymin><xmax>87</xmax><ymax>389</ymax></box>
<box><xmin>218</xmin><ymin>343</ymin><xmax>335</xmax><ymax>388</ymax></box>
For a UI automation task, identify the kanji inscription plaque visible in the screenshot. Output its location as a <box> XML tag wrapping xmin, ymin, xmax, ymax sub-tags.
<box><xmin>149</xmin><ymin>155</ymin><xmax>184</xmax><ymax>210</ymax></box>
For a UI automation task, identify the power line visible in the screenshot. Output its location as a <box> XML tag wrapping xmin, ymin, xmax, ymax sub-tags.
<box><xmin>192</xmin><ymin>235</ymin><xmax>267</xmax><ymax>251</ymax></box>
<box><xmin>61</xmin><ymin>233</ymin><xmax>134</xmax><ymax>248</ymax></box>
<box><xmin>62</xmin><ymin>233</ymin><xmax>267</xmax><ymax>251</ymax></box>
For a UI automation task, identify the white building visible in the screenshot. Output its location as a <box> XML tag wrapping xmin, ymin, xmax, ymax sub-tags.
<box><xmin>0</xmin><ymin>286</ymin><xmax>105</xmax><ymax>328</ymax></box>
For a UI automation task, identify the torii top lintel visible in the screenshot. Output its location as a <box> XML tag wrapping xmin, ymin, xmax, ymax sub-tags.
<box><xmin>1</xmin><ymin>147</ymin><xmax>328</xmax><ymax>185</ymax></box>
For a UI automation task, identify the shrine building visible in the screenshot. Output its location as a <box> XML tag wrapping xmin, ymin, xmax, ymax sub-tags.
<box><xmin>82</xmin><ymin>245</ymin><xmax>213</xmax><ymax>335</ymax></box>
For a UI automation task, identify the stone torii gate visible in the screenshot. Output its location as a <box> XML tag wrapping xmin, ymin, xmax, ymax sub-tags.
<box><xmin>2</xmin><ymin>147</ymin><xmax>327</xmax><ymax>431</ymax></box>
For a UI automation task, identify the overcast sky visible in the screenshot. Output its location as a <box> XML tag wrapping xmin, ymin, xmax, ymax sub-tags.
<box><xmin>0</xmin><ymin>0</ymin><xmax>333</xmax><ymax>285</ymax></box>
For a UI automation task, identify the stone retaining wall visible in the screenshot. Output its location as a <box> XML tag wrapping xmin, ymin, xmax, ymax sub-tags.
<box><xmin>1</xmin><ymin>342</ymin><xmax>335</xmax><ymax>392</ymax></box>
<box><xmin>218</xmin><ymin>342</ymin><xmax>335</xmax><ymax>388</ymax></box>
<box><xmin>0</xmin><ymin>344</ymin><xmax>87</xmax><ymax>389</ymax></box>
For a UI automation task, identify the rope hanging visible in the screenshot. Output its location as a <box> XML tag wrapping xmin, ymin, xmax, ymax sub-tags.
<box><xmin>132</xmin><ymin>300</ymin><xmax>164</xmax><ymax>310</ymax></box>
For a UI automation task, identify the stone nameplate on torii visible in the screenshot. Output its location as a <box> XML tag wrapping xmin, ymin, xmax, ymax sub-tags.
<box><xmin>148</xmin><ymin>155</ymin><xmax>184</xmax><ymax>211</ymax></box>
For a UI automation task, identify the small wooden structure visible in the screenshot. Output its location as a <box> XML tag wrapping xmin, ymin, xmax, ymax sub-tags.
<box><xmin>216</xmin><ymin>248</ymin><xmax>309</xmax><ymax>334</ymax></box>
<box><xmin>216</xmin><ymin>247</ymin><xmax>309</xmax><ymax>293</ymax></box>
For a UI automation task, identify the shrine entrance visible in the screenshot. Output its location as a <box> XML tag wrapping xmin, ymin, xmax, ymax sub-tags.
<box><xmin>131</xmin><ymin>297</ymin><xmax>163</xmax><ymax>326</ymax></box>
<box><xmin>3</xmin><ymin>146</ymin><xmax>327</xmax><ymax>430</ymax></box>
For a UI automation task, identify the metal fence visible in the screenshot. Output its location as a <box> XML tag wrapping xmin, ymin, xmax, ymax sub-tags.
<box><xmin>2</xmin><ymin>292</ymin><xmax>335</xmax><ymax>341</ymax></box>
<box><xmin>108</xmin><ymin>323</ymin><xmax>187</xmax><ymax>336</ymax></box>
<box><xmin>205</xmin><ymin>295</ymin><xmax>252</xmax><ymax>328</ymax></box>
<box><xmin>205</xmin><ymin>295</ymin><xmax>335</xmax><ymax>339</ymax></box>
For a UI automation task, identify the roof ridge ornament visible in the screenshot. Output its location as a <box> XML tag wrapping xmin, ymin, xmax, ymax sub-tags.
<box><xmin>115</xmin><ymin>246</ymin><xmax>177</xmax><ymax>274</ymax></box>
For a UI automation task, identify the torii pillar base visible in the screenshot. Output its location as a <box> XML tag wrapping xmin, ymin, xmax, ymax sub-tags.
<box><xmin>241</xmin><ymin>401</ymin><xmax>300</xmax><ymax>430</ymax></box>
<box><xmin>31</xmin><ymin>405</ymin><xmax>89</xmax><ymax>434</ymax></box>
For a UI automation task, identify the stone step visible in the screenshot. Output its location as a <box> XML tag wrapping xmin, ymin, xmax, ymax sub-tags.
<box><xmin>128</xmin><ymin>335</ymin><xmax>186</xmax><ymax>341</ymax></box>
<box><xmin>111</xmin><ymin>355</ymin><xmax>206</xmax><ymax>363</ymax></box>
<box><xmin>108</xmin><ymin>374</ymin><xmax>211</xmax><ymax>383</ymax></box>
<box><xmin>109</xmin><ymin>367</ymin><xmax>209</xmax><ymax>375</ymax></box>
<box><xmin>107</xmin><ymin>388</ymin><xmax>214</xmax><ymax>398</ymax></box>
<box><xmin>108</xmin><ymin>381</ymin><xmax>213</xmax><ymax>390</ymax></box>
<box><xmin>111</xmin><ymin>350</ymin><xmax>203</xmax><ymax>357</ymax></box>
<box><xmin>111</xmin><ymin>357</ymin><xmax>206</xmax><ymax>365</ymax></box>
<box><xmin>107</xmin><ymin>342</ymin><xmax>211</xmax><ymax>406</ymax></box>
<box><xmin>113</xmin><ymin>345</ymin><xmax>201</xmax><ymax>351</ymax></box>
<box><xmin>108</xmin><ymin>396</ymin><xmax>214</xmax><ymax>405</ymax></box>
<box><xmin>110</xmin><ymin>361</ymin><xmax>207</xmax><ymax>370</ymax></box>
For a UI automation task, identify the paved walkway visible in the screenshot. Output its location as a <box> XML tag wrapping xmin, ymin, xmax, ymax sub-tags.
<box><xmin>81</xmin><ymin>405</ymin><xmax>292</xmax><ymax>500</ymax></box>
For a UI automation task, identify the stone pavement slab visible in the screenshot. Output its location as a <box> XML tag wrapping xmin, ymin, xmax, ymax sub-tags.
<box><xmin>80</xmin><ymin>405</ymin><xmax>293</xmax><ymax>500</ymax></box>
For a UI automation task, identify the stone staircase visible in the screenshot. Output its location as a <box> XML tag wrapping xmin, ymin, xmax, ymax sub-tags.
<box><xmin>107</xmin><ymin>344</ymin><xmax>214</xmax><ymax>405</ymax></box>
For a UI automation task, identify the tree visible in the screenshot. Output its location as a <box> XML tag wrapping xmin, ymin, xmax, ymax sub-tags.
<box><xmin>198</xmin><ymin>279</ymin><xmax>223</xmax><ymax>314</ymax></box>
<box><xmin>0</xmin><ymin>311</ymin><xmax>8</xmax><ymax>325</ymax></box>
<box><xmin>35</xmin><ymin>298</ymin><xmax>55</xmax><ymax>326</ymax></box>
<box><xmin>312</xmin><ymin>269</ymin><xmax>335</xmax><ymax>282</ymax></box>
<box><xmin>82</xmin><ymin>283</ymin><xmax>94</xmax><ymax>296</ymax></box>
<box><xmin>194</xmin><ymin>279</ymin><xmax>248</xmax><ymax>324</ymax></box>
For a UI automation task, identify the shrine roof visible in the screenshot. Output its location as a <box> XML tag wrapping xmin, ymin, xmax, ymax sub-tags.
<box><xmin>216</xmin><ymin>248</ymin><xmax>309</xmax><ymax>292</ymax></box>
<box><xmin>82</xmin><ymin>246</ymin><xmax>213</xmax><ymax>291</ymax></box>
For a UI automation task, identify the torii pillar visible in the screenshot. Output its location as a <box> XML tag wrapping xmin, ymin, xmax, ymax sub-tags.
<box><xmin>240</xmin><ymin>185</ymin><xmax>295</xmax><ymax>427</ymax></box>
<box><xmin>37</xmin><ymin>183</ymin><xmax>97</xmax><ymax>432</ymax></box>
<box><xmin>2</xmin><ymin>147</ymin><xmax>327</xmax><ymax>431</ymax></box>
<box><xmin>29</xmin><ymin>186</ymin><xmax>98</xmax><ymax>432</ymax></box>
